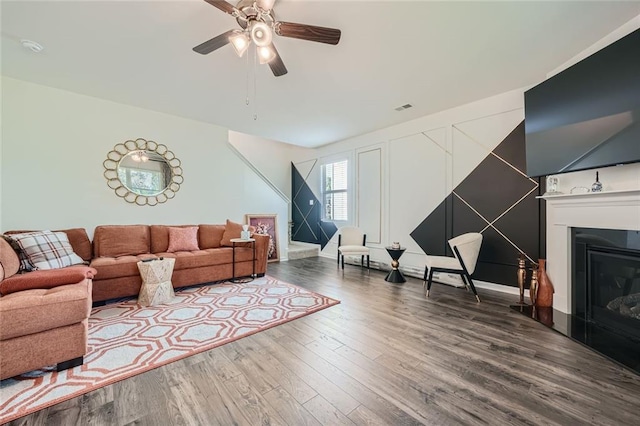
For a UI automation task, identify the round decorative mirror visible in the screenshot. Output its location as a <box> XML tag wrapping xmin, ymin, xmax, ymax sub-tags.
<box><xmin>103</xmin><ymin>138</ymin><xmax>184</xmax><ymax>206</ymax></box>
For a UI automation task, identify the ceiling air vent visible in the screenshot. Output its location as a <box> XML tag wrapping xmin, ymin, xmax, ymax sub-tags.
<box><xmin>394</xmin><ymin>103</ymin><xmax>413</xmax><ymax>111</ymax></box>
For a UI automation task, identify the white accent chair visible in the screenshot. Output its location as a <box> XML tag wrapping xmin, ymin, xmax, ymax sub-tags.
<box><xmin>337</xmin><ymin>227</ymin><xmax>370</xmax><ymax>271</ymax></box>
<box><xmin>423</xmin><ymin>232</ymin><xmax>483</xmax><ymax>302</ymax></box>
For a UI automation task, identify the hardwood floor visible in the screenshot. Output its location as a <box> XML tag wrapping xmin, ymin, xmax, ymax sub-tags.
<box><xmin>9</xmin><ymin>257</ymin><xmax>640</xmax><ymax>425</ymax></box>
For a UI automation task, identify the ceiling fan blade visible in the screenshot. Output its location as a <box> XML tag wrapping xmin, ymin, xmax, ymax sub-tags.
<box><xmin>193</xmin><ymin>30</ymin><xmax>235</xmax><ymax>54</ymax></box>
<box><xmin>203</xmin><ymin>0</ymin><xmax>237</xmax><ymax>15</ymax></box>
<box><xmin>268</xmin><ymin>44</ymin><xmax>287</xmax><ymax>77</ymax></box>
<box><xmin>276</xmin><ymin>21</ymin><xmax>341</xmax><ymax>45</ymax></box>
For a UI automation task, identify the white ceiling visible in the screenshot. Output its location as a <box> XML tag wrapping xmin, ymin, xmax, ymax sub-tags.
<box><xmin>2</xmin><ymin>1</ymin><xmax>639</xmax><ymax>147</ymax></box>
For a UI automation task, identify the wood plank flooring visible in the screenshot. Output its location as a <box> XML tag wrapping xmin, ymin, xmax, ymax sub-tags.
<box><xmin>9</xmin><ymin>257</ymin><xmax>640</xmax><ymax>425</ymax></box>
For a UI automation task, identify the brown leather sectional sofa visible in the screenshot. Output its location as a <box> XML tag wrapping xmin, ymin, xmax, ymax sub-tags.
<box><xmin>89</xmin><ymin>224</ymin><xmax>269</xmax><ymax>302</ymax></box>
<box><xmin>0</xmin><ymin>239</ymin><xmax>94</xmax><ymax>380</ymax></box>
<box><xmin>0</xmin><ymin>223</ymin><xmax>269</xmax><ymax>379</ymax></box>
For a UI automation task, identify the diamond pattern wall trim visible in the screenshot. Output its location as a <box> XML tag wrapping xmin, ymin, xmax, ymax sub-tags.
<box><xmin>291</xmin><ymin>163</ymin><xmax>337</xmax><ymax>249</ymax></box>
<box><xmin>411</xmin><ymin>122</ymin><xmax>543</xmax><ymax>286</ymax></box>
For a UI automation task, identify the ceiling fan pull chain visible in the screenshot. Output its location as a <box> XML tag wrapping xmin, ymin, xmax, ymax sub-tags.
<box><xmin>253</xmin><ymin>46</ymin><xmax>258</xmax><ymax>121</ymax></box>
<box><xmin>245</xmin><ymin>47</ymin><xmax>250</xmax><ymax>106</ymax></box>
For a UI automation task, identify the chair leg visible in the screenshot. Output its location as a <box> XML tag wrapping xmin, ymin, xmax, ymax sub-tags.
<box><xmin>367</xmin><ymin>255</ymin><xmax>370</xmax><ymax>273</ymax></box>
<box><xmin>423</xmin><ymin>266</ymin><xmax>429</xmax><ymax>288</ymax></box>
<box><xmin>460</xmin><ymin>274</ymin><xmax>470</xmax><ymax>291</ymax></box>
<box><xmin>466</xmin><ymin>273</ymin><xmax>481</xmax><ymax>302</ymax></box>
<box><xmin>361</xmin><ymin>255</ymin><xmax>364</xmax><ymax>270</ymax></box>
<box><xmin>426</xmin><ymin>269</ymin><xmax>435</xmax><ymax>297</ymax></box>
<box><xmin>341</xmin><ymin>254</ymin><xmax>344</xmax><ymax>270</ymax></box>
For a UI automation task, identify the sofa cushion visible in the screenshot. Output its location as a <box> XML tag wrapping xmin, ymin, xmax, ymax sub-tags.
<box><xmin>198</xmin><ymin>224</ymin><xmax>225</xmax><ymax>249</ymax></box>
<box><xmin>9</xmin><ymin>231</ymin><xmax>85</xmax><ymax>270</ymax></box>
<box><xmin>63</xmin><ymin>228</ymin><xmax>93</xmax><ymax>261</ymax></box>
<box><xmin>220</xmin><ymin>220</ymin><xmax>255</xmax><ymax>247</ymax></box>
<box><xmin>154</xmin><ymin>248</ymin><xmax>254</xmax><ymax>270</ymax></box>
<box><xmin>90</xmin><ymin>254</ymin><xmax>158</xmax><ymax>280</ymax></box>
<box><xmin>0</xmin><ymin>237</ymin><xmax>20</xmax><ymax>280</ymax></box>
<box><xmin>0</xmin><ymin>281</ymin><xmax>92</xmax><ymax>341</ymax></box>
<box><xmin>150</xmin><ymin>225</ymin><xmax>196</xmax><ymax>253</ymax></box>
<box><xmin>167</xmin><ymin>226</ymin><xmax>199</xmax><ymax>252</ymax></box>
<box><xmin>2</xmin><ymin>235</ymin><xmax>35</xmax><ymax>272</ymax></box>
<box><xmin>94</xmin><ymin>225</ymin><xmax>150</xmax><ymax>258</ymax></box>
<box><xmin>0</xmin><ymin>266</ymin><xmax>96</xmax><ymax>296</ymax></box>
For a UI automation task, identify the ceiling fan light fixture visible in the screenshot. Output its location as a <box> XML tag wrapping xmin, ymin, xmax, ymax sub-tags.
<box><xmin>250</xmin><ymin>21</ymin><xmax>272</xmax><ymax>47</ymax></box>
<box><xmin>256</xmin><ymin>0</ymin><xmax>276</xmax><ymax>11</ymax></box>
<box><xmin>257</xmin><ymin>45</ymin><xmax>276</xmax><ymax>64</ymax></box>
<box><xmin>229</xmin><ymin>31</ymin><xmax>250</xmax><ymax>57</ymax></box>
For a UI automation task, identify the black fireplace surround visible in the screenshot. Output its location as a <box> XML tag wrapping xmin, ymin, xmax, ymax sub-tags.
<box><xmin>571</xmin><ymin>227</ymin><xmax>640</xmax><ymax>373</ymax></box>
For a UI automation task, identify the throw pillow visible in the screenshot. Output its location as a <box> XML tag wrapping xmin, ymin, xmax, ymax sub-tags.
<box><xmin>0</xmin><ymin>236</ymin><xmax>21</xmax><ymax>278</ymax></box>
<box><xmin>1</xmin><ymin>234</ymin><xmax>35</xmax><ymax>273</ymax></box>
<box><xmin>167</xmin><ymin>226</ymin><xmax>199</xmax><ymax>252</ymax></box>
<box><xmin>9</xmin><ymin>231</ymin><xmax>85</xmax><ymax>270</ymax></box>
<box><xmin>220</xmin><ymin>220</ymin><xmax>255</xmax><ymax>247</ymax></box>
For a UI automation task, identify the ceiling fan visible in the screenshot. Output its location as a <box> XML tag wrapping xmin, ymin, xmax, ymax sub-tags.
<box><xmin>193</xmin><ymin>0</ymin><xmax>341</xmax><ymax>77</ymax></box>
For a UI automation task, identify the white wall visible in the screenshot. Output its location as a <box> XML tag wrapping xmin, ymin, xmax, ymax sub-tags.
<box><xmin>298</xmin><ymin>16</ymin><xmax>640</xmax><ymax>288</ymax></box>
<box><xmin>0</xmin><ymin>76</ymin><xmax>3</xmax><ymax>231</ymax></box>
<box><xmin>303</xmin><ymin>87</ymin><xmax>526</xmax><ymax>280</ymax></box>
<box><xmin>228</xmin><ymin>130</ymin><xmax>314</xmax><ymax>200</ymax></box>
<box><xmin>1</xmin><ymin>77</ymin><xmax>288</xmax><ymax>259</ymax></box>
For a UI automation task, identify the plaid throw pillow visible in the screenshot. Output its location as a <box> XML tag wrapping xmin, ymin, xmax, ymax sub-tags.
<box><xmin>9</xmin><ymin>231</ymin><xmax>85</xmax><ymax>270</ymax></box>
<box><xmin>1</xmin><ymin>234</ymin><xmax>35</xmax><ymax>272</ymax></box>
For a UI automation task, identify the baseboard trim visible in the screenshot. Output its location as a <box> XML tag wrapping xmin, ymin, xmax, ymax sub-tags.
<box><xmin>318</xmin><ymin>251</ymin><xmax>519</xmax><ymax>296</ymax></box>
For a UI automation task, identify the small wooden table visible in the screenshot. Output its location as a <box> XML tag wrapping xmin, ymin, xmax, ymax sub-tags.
<box><xmin>384</xmin><ymin>247</ymin><xmax>406</xmax><ymax>283</ymax></box>
<box><xmin>230</xmin><ymin>238</ymin><xmax>256</xmax><ymax>283</ymax></box>
<box><xmin>137</xmin><ymin>258</ymin><xmax>175</xmax><ymax>306</ymax></box>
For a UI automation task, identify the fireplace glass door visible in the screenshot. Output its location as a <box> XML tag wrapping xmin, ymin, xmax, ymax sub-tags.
<box><xmin>573</xmin><ymin>228</ymin><xmax>640</xmax><ymax>342</ymax></box>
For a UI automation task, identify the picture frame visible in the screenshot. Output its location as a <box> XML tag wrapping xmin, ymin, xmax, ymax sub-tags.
<box><xmin>245</xmin><ymin>214</ymin><xmax>279</xmax><ymax>262</ymax></box>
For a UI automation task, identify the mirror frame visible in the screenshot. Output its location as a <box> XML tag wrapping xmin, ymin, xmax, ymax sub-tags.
<box><xmin>103</xmin><ymin>138</ymin><xmax>184</xmax><ymax>206</ymax></box>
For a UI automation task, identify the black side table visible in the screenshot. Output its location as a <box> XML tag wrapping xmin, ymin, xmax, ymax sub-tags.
<box><xmin>230</xmin><ymin>238</ymin><xmax>256</xmax><ymax>283</ymax></box>
<box><xmin>385</xmin><ymin>247</ymin><xmax>406</xmax><ymax>283</ymax></box>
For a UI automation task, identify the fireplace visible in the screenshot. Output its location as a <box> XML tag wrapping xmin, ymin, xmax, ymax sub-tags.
<box><xmin>539</xmin><ymin>189</ymin><xmax>640</xmax><ymax>373</ymax></box>
<box><xmin>572</xmin><ymin>229</ymin><xmax>640</xmax><ymax>360</ymax></box>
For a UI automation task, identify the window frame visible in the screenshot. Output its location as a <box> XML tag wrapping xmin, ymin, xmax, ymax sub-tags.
<box><xmin>320</xmin><ymin>156</ymin><xmax>351</xmax><ymax>225</ymax></box>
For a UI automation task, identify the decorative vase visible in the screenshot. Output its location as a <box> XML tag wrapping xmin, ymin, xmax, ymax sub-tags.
<box><xmin>535</xmin><ymin>259</ymin><xmax>555</xmax><ymax>308</ymax></box>
<box><xmin>517</xmin><ymin>254</ymin><xmax>527</xmax><ymax>305</ymax></box>
<box><xmin>241</xmin><ymin>225</ymin><xmax>251</xmax><ymax>240</ymax></box>
<box><xmin>536</xmin><ymin>307</ymin><xmax>554</xmax><ymax>327</ymax></box>
<box><xmin>529</xmin><ymin>264</ymin><xmax>538</xmax><ymax>306</ymax></box>
<box><xmin>591</xmin><ymin>171</ymin><xmax>603</xmax><ymax>192</ymax></box>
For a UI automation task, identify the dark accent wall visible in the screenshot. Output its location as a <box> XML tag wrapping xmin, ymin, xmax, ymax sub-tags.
<box><xmin>411</xmin><ymin>122</ymin><xmax>544</xmax><ymax>286</ymax></box>
<box><xmin>291</xmin><ymin>163</ymin><xmax>337</xmax><ymax>249</ymax></box>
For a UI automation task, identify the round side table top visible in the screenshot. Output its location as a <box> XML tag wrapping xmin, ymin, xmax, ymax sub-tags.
<box><xmin>385</xmin><ymin>247</ymin><xmax>406</xmax><ymax>257</ymax></box>
<box><xmin>230</xmin><ymin>238</ymin><xmax>255</xmax><ymax>243</ymax></box>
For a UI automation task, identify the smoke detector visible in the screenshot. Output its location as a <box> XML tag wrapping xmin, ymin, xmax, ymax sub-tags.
<box><xmin>21</xmin><ymin>39</ymin><xmax>44</xmax><ymax>53</ymax></box>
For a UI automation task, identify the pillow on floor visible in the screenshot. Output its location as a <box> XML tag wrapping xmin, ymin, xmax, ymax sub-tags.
<box><xmin>9</xmin><ymin>231</ymin><xmax>85</xmax><ymax>270</ymax></box>
<box><xmin>167</xmin><ymin>226</ymin><xmax>199</xmax><ymax>252</ymax></box>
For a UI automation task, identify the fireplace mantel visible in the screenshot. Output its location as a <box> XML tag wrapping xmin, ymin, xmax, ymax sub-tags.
<box><xmin>543</xmin><ymin>189</ymin><xmax>640</xmax><ymax>313</ymax></box>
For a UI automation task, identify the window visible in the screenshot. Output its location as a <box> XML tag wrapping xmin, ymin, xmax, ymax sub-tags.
<box><xmin>322</xmin><ymin>159</ymin><xmax>348</xmax><ymax>221</ymax></box>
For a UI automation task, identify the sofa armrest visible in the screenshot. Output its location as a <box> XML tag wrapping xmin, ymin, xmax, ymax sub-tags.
<box><xmin>253</xmin><ymin>234</ymin><xmax>270</xmax><ymax>274</ymax></box>
<box><xmin>0</xmin><ymin>266</ymin><xmax>97</xmax><ymax>296</ymax></box>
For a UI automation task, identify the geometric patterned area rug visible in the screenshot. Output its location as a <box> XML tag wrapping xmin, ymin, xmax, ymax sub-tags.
<box><xmin>0</xmin><ymin>276</ymin><xmax>339</xmax><ymax>424</ymax></box>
